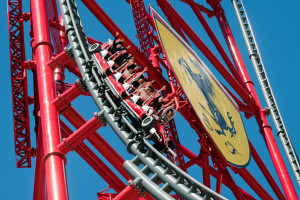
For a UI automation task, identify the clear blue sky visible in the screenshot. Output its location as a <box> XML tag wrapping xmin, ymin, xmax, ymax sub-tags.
<box><xmin>1</xmin><ymin>0</ymin><xmax>300</xmax><ymax>199</ymax></box>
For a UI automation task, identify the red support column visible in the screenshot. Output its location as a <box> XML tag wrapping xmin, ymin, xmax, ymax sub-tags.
<box><xmin>215</xmin><ymin>6</ymin><xmax>297</xmax><ymax>200</ymax></box>
<box><xmin>200</xmin><ymin>149</ymin><xmax>210</xmax><ymax>188</ymax></box>
<box><xmin>31</xmin><ymin>0</ymin><xmax>68</xmax><ymax>199</ymax></box>
<box><xmin>8</xmin><ymin>0</ymin><xmax>31</xmax><ymax>168</ymax></box>
<box><xmin>33</xmin><ymin>123</ymin><xmax>46</xmax><ymax>200</ymax></box>
<box><xmin>53</xmin><ymin>14</ymin><xmax>66</xmax><ymax>88</ymax></box>
<box><xmin>216</xmin><ymin>168</ymin><xmax>222</xmax><ymax>194</ymax></box>
<box><xmin>185</xmin><ymin>155</ymin><xmax>201</xmax><ymax>169</ymax></box>
<box><xmin>61</xmin><ymin>106</ymin><xmax>154</xmax><ymax>200</ymax></box>
<box><xmin>58</xmin><ymin>113</ymin><xmax>105</xmax><ymax>154</ymax></box>
<box><xmin>156</xmin><ymin>3</ymin><xmax>190</xmax><ymax>44</ymax></box>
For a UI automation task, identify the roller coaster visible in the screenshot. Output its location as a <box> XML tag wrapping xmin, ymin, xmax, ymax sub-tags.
<box><xmin>7</xmin><ymin>0</ymin><xmax>300</xmax><ymax>199</ymax></box>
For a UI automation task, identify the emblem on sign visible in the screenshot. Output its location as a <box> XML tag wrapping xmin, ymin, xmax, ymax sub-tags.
<box><xmin>151</xmin><ymin>7</ymin><xmax>250</xmax><ymax>167</ymax></box>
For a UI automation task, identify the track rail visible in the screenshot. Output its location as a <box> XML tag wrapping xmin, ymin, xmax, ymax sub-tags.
<box><xmin>232</xmin><ymin>0</ymin><xmax>300</xmax><ymax>188</ymax></box>
<box><xmin>58</xmin><ymin>0</ymin><xmax>227</xmax><ymax>199</ymax></box>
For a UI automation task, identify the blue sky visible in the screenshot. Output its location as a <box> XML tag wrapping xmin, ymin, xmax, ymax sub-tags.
<box><xmin>1</xmin><ymin>0</ymin><xmax>300</xmax><ymax>199</ymax></box>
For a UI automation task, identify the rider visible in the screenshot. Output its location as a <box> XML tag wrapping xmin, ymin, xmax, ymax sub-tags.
<box><xmin>105</xmin><ymin>33</ymin><xmax>126</xmax><ymax>58</ymax></box>
<box><xmin>135</xmin><ymin>86</ymin><xmax>154</xmax><ymax>106</ymax></box>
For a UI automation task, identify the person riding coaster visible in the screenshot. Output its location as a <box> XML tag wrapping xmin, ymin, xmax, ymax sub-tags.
<box><xmin>104</xmin><ymin>56</ymin><xmax>135</xmax><ymax>76</ymax></box>
<box><xmin>141</xmin><ymin>104</ymin><xmax>177</xmax><ymax>157</ymax></box>
<box><xmin>103</xmin><ymin>33</ymin><xmax>132</xmax><ymax>66</ymax></box>
<box><xmin>122</xmin><ymin>67</ymin><xmax>149</xmax><ymax>94</ymax></box>
<box><xmin>99</xmin><ymin>33</ymin><xmax>132</xmax><ymax>73</ymax></box>
<box><xmin>139</xmin><ymin>85</ymin><xmax>169</xmax><ymax>116</ymax></box>
<box><xmin>101</xmin><ymin>50</ymin><xmax>132</xmax><ymax>75</ymax></box>
<box><xmin>130</xmin><ymin>85</ymin><xmax>155</xmax><ymax>115</ymax></box>
<box><xmin>95</xmin><ymin>40</ymin><xmax>177</xmax><ymax>155</ymax></box>
<box><xmin>154</xmin><ymin>104</ymin><xmax>176</xmax><ymax>124</ymax></box>
<box><xmin>129</xmin><ymin>83</ymin><xmax>154</xmax><ymax>105</ymax></box>
<box><xmin>112</xmin><ymin>62</ymin><xmax>138</xmax><ymax>84</ymax></box>
<box><xmin>103</xmin><ymin>32</ymin><xmax>126</xmax><ymax>59</ymax></box>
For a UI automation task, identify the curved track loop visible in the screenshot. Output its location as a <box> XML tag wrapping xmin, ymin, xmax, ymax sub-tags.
<box><xmin>58</xmin><ymin>0</ymin><xmax>227</xmax><ymax>199</ymax></box>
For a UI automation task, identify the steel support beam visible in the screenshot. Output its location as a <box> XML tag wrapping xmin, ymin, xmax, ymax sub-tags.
<box><xmin>60</xmin><ymin>121</ymin><xmax>126</xmax><ymax>193</ymax></box>
<box><xmin>216</xmin><ymin>168</ymin><xmax>223</xmax><ymax>194</ymax></box>
<box><xmin>113</xmin><ymin>185</ymin><xmax>140</xmax><ymax>200</ymax></box>
<box><xmin>61</xmin><ymin>106</ymin><xmax>131</xmax><ymax>180</ymax></box>
<box><xmin>52</xmin><ymin>81</ymin><xmax>86</xmax><ymax>111</ymax></box>
<box><xmin>201</xmin><ymin>149</ymin><xmax>211</xmax><ymax>188</ymax></box>
<box><xmin>7</xmin><ymin>0</ymin><xmax>31</xmax><ymax>168</ymax></box>
<box><xmin>249</xmin><ymin>142</ymin><xmax>285</xmax><ymax>200</ymax></box>
<box><xmin>48</xmin><ymin>50</ymin><xmax>72</xmax><ymax>69</ymax></box>
<box><xmin>33</xmin><ymin>123</ymin><xmax>46</xmax><ymax>200</ymax></box>
<box><xmin>155</xmin><ymin>2</ymin><xmax>190</xmax><ymax>44</ymax></box>
<box><xmin>215</xmin><ymin>5</ymin><xmax>297</xmax><ymax>199</ymax></box>
<box><xmin>31</xmin><ymin>0</ymin><xmax>68</xmax><ymax>199</ymax></box>
<box><xmin>181</xmin><ymin>145</ymin><xmax>255</xmax><ymax>199</ymax></box>
<box><xmin>222</xmin><ymin>169</ymin><xmax>246</xmax><ymax>200</ymax></box>
<box><xmin>179</xmin><ymin>0</ymin><xmax>246</xmax><ymax>89</ymax></box>
<box><xmin>58</xmin><ymin>113</ymin><xmax>104</xmax><ymax>154</ymax></box>
<box><xmin>238</xmin><ymin>168</ymin><xmax>273</xmax><ymax>200</ymax></box>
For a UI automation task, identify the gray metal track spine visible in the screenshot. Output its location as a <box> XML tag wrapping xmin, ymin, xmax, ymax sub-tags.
<box><xmin>58</xmin><ymin>0</ymin><xmax>228</xmax><ymax>199</ymax></box>
<box><xmin>232</xmin><ymin>0</ymin><xmax>300</xmax><ymax>188</ymax></box>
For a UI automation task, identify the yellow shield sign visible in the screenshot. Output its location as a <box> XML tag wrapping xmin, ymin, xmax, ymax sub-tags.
<box><xmin>151</xmin><ymin>8</ymin><xmax>250</xmax><ymax>167</ymax></box>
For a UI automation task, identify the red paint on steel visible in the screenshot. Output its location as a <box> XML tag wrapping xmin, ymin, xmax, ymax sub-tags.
<box><xmin>185</xmin><ymin>155</ymin><xmax>201</xmax><ymax>169</ymax></box>
<box><xmin>222</xmin><ymin>169</ymin><xmax>246</xmax><ymax>200</ymax></box>
<box><xmin>52</xmin><ymin>81</ymin><xmax>85</xmax><ymax>111</ymax></box>
<box><xmin>129</xmin><ymin>0</ymin><xmax>154</xmax><ymax>55</ymax></box>
<box><xmin>249</xmin><ymin>142</ymin><xmax>285</xmax><ymax>200</ymax></box>
<box><xmin>33</xmin><ymin>123</ymin><xmax>46</xmax><ymax>200</ymax></box>
<box><xmin>238</xmin><ymin>168</ymin><xmax>273</xmax><ymax>200</ymax></box>
<box><xmin>180</xmin><ymin>0</ymin><xmax>215</xmax><ymax>18</ymax></box>
<box><xmin>181</xmin><ymin>145</ymin><xmax>255</xmax><ymax>199</ymax></box>
<box><xmin>31</xmin><ymin>0</ymin><xmax>68</xmax><ymax>199</ymax></box>
<box><xmin>216</xmin><ymin>168</ymin><xmax>223</xmax><ymax>194</ymax></box>
<box><xmin>48</xmin><ymin>50</ymin><xmax>72</xmax><ymax>69</ymax></box>
<box><xmin>7</xmin><ymin>0</ymin><xmax>31</xmax><ymax>168</ymax></box>
<box><xmin>113</xmin><ymin>185</ymin><xmax>140</xmax><ymax>200</ymax></box>
<box><xmin>185</xmin><ymin>0</ymin><xmax>247</xmax><ymax>90</ymax></box>
<box><xmin>58</xmin><ymin>114</ymin><xmax>103</xmax><ymax>154</ymax></box>
<box><xmin>60</xmin><ymin>121</ymin><xmax>126</xmax><ymax>193</ymax></box>
<box><xmin>156</xmin><ymin>2</ymin><xmax>190</xmax><ymax>44</ymax></box>
<box><xmin>215</xmin><ymin>6</ymin><xmax>297</xmax><ymax>199</ymax></box>
<box><xmin>62</xmin><ymin>106</ymin><xmax>132</xmax><ymax>180</ymax></box>
<box><xmin>201</xmin><ymin>149</ymin><xmax>211</xmax><ymax>188</ymax></box>
<box><xmin>7</xmin><ymin>0</ymin><xmax>296</xmax><ymax>198</ymax></box>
